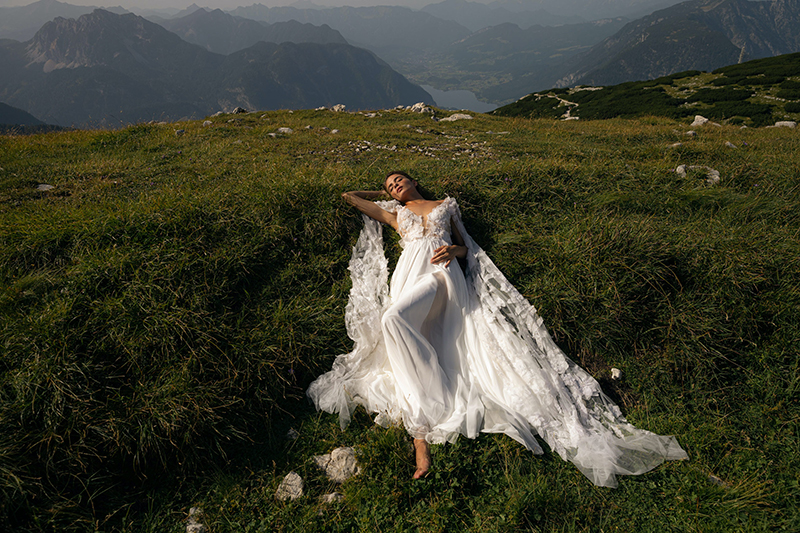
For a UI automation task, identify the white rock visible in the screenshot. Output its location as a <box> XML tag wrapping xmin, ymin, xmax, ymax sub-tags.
<box><xmin>675</xmin><ymin>164</ymin><xmax>720</xmax><ymax>184</ymax></box>
<box><xmin>669</xmin><ymin>142</ymin><xmax>682</xmax><ymax>148</ymax></box>
<box><xmin>186</xmin><ymin>507</ymin><xmax>206</xmax><ymax>533</ymax></box>
<box><xmin>319</xmin><ymin>492</ymin><xmax>344</xmax><ymax>504</ymax></box>
<box><xmin>685</xmin><ymin>130</ymin><xmax>697</xmax><ymax>137</ymax></box>
<box><xmin>331</xmin><ymin>104</ymin><xmax>346</xmax><ymax>112</ymax></box>
<box><xmin>175</xmin><ymin>129</ymin><xmax>185</xmax><ymax>136</ymax></box>
<box><xmin>408</xmin><ymin>102</ymin><xmax>433</xmax><ymax>114</ymax></box>
<box><xmin>691</xmin><ymin>115</ymin><xmax>709</xmax><ymax>127</ymax></box>
<box><xmin>276</xmin><ymin>472</ymin><xmax>304</xmax><ymax>501</ymax></box>
<box><xmin>37</xmin><ymin>184</ymin><xmax>55</xmax><ymax>191</ymax></box>
<box><xmin>439</xmin><ymin>113</ymin><xmax>473</xmax><ymax>122</ymax></box>
<box><xmin>267</xmin><ymin>132</ymin><xmax>277</xmax><ymax>138</ymax></box>
<box><xmin>611</xmin><ymin>368</ymin><xmax>622</xmax><ymax>381</ymax></box>
<box><xmin>315</xmin><ymin>106</ymin><xmax>327</xmax><ymax>111</ymax></box>
<box><xmin>211</xmin><ymin>111</ymin><xmax>224</xmax><ymax>117</ymax></box>
<box><xmin>232</xmin><ymin>107</ymin><xmax>247</xmax><ymax>114</ymax></box>
<box><xmin>261</xmin><ymin>114</ymin><xmax>269</xmax><ymax>119</ymax></box>
<box><xmin>330</xmin><ymin>129</ymin><xmax>339</xmax><ymax>134</ymax></box>
<box><xmin>276</xmin><ymin>127</ymin><xmax>293</xmax><ymax>134</ymax></box>
<box><xmin>725</xmin><ymin>141</ymin><xmax>737</xmax><ymax>148</ymax></box>
<box><xmin>313</xmin><ymin>447</ymin><xmax>361</xmax><ymax>483</ymax></box>
<box><xmin>774</xmin><ymin>121</ymin><xmax>796</xmax><ymax>128</ymax></box>
<box><xmin>202</xmin><ymin>121</ymin><xmax>212</xmax><ymax>127</ymax></box>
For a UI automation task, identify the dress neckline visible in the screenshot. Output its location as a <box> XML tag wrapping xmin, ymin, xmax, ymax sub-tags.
<box><xmin>400</xmin><ymin>198</ymin><xmax>448</xmax><ymax>225</ymax></box>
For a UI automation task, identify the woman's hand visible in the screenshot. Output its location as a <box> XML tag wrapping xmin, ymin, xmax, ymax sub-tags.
<box><xmin>431</xmin><ymin>245</ymin><xmax>467</xmax><ymax>267</ymax></box>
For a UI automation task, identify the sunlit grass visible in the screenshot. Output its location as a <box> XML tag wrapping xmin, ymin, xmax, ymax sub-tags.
<box><xmin>0</xmin><ymin>109</ymin><xmax>798</xmax><ymax>531</ymax></box>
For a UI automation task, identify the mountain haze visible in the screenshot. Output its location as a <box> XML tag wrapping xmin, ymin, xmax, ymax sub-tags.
<box><xmin>0</xmin><ymin>9</ymin><xmax>431</xmax><ymax>126</ymax></box>
<box><xmin>420</xmin><ymin>0</ymin><xmax>584</xmax><ymax>31</ymax></box>
<box><xmin>0</xmin><ymin>0</ymin><xmax>127</xmax><ymax>41</ymax></box>
<box><xmin>157</xmin><ymin>7</ymin><xmax>347</xmax><ymax>55</ymax></box>
<box><xmin>559</xmin><ymin>0</ymin><xmax>800</xmax><ymax>87</ymax></box>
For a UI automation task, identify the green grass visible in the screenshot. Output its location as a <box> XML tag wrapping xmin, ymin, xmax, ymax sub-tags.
<box><xmin>1</xmin><ymin>109</ymin><xmax>798</xmax><ymax>531</ymax></box>
<box><xmin>494</xmin><ymin>53</ymin><xmax>800</xmax><ymax>126</ymax></box>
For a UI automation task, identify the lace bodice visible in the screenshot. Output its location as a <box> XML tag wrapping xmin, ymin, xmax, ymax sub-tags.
<box><xmin>379</xmin><ymin>197</ymin><xmax>456</xmax><ymax>247</ymax></box>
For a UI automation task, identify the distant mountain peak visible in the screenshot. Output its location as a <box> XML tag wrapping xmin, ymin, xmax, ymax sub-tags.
<box><xmin>25</xmin><ymin>9</ymin><xmax>183</xmax><ymax>73</ymax></box>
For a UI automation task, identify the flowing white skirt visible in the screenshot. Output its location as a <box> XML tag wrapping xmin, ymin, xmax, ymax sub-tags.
<box><xmin>308</xmin><ymin>213</ymin><xmax>688</xmax><ymax>487</ymax></box>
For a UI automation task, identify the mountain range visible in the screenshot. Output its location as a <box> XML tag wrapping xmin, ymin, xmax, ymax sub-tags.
<box><xmin>559</xmin><ymin>0</ymin><xmax>800</xmax><ymax>87</ymax></box>
<box><xmin>0</xmin><ymin>9</ymin><xmax>431</xmax><ymax>126</ymax></box>
<box><xmin>157</xmin><ymin>7</ymin><xmax>348</xmax><ymax>55</ymax></box>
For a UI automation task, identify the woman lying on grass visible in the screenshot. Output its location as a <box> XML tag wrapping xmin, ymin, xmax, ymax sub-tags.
<box><xmin>308</xmin><ymin>171</ymin><xmax>687</xmax><ymax>485</ymax></box>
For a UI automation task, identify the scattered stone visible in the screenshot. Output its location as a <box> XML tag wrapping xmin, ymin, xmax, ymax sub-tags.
<box><xmin>276</xmin><ymin>127</ymin><xmax>294</xmax><ymax>134</ymax></box>
<box><xmin>211</xmin><ymin>111</ymin><xmax>224</xmax><ymax>117</ymax></box>
<box><xmin>261</xmin><ymin>114</ymin><xmax>269</xmax><ymax>119</ymax></box>
<box><xmin>773</xmin><ymin>121</ymin><xmax>797</xmax><ymax>128</ymax></box>
<box><xmin>685</xmin><ymin>130</ymin><xmax>697</xmax><ymax>137</ymax></box>
<box><xmin>319</xmin><ymin>492</ymin><xmax>344</xmax><ymax>504</ymax></box>
<box><xmin>564</xmin><ymin>116</ymin><xmax>580</xmax><ymax>121</ymax></box>
<box><xmin>439</xmin><ymin>113</ymin><xmax>473</xmax><ymax>122</ymax></box>
<box><xmin>331</xmin><ymin>104</ymin><xmax>346</xmax><ymax>112</ymax></box>
<box><xmin>267</xmin><ymin>133</ymin><xmax>277</xmax><ymax>138</ymax></box>
<box><xmin>202</xmin><ymin>120</ymin><xmax>212</xmax><ymax>127</ymax></box>
<box><xmin>186</xmin><ymin>507</ymin><xmax>207</xmax><ymax>533</ymax></box>
<box><xmin>37</xmin><ymin>184</ymin><xmax>54</xmax><ymax>191</ymax></box>
<box><xmin>305</xmin><ymin>125</ymin><xmax>313</xmax><ymax>129</ymax></box>
<box><xmin>320</xmin><ymin>126</ymin><xmax>330</xmax><ymax>131</ymax></box>
<box><xmin>276</xmin><ymin>472</ymin><xmax>304</xmax><ymax>501</ymax></box>
<box><xmin>313</xmin><ymin>447</ymin><xmax>361</xmax><ymax>483</ymax></box>
<box><xmin>232</xmin><ymin>107</ymin><xmax>247</xmax><ymax>114</ymax></box>
<box><xmin>288</xmin><ymin>110</ymin><xmax>293</xmax><ymax>113</ymax></box>
<box><xmin>690</xmin><ymin>115</ymin><xmax>720</xmax><ymax>127</ymax></box>
<box><xmin>708</xmin><ymin>474</ymin><xmax>728</xmax><ymax>488</ymax></box>
<box><xmin>330</xmin><ymin>129</ymin><xmax>339</xmax><ymax>134</ymax></box>
<box><xmin>725</xmin><ymin>141</ymin><xmax>737</xmax><ymax>148</ymax></box>
<box><xmin>611</xmin><ymin>368</ymin><xmax>622</xmax><ymax>381</ymax></box>
<box><xmin>408</xmin><ymin>102</ymin><xmax>433</xmax><ymax>114</ymax></box>
<box><xmin>363</xmin><ymin>112</ymin><xmax>379</xmax><ymax>118</ymax></box>
<box><xmin>315</xmin><ymin>106</ymin><xmax>327</xmax><ymax>111</ymax></box>
<box><xmin>175</xmin><ymin>129</ymin><xmax>185</xmax><ymax>136</ymax></box>
<box><xmin>286</xmin><ymin>427</ymin><xmax>300</xmax><ymax>440</ymax></box>
<box><xmin>485</xmin><ymin>131</ymin><xmax>510</xmax><ymax>135</ymax></box>
<box><xmin>668</xmin><ymin>142</ymin><xmax>682</xmax><ymax>148</ymax></box>
<box><xmin>675</xmin><ymin>164</ymin><xmax>721</xmax><ymax>185</ymax></box>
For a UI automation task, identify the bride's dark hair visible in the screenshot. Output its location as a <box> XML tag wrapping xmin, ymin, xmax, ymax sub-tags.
<box><xmin>383</xmin><ymin>170</ymin><xmax>433</xmax><ymax>201</ymax></box>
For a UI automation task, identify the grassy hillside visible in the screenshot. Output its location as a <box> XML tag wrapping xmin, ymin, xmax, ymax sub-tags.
<box><xmin>1</xmin><ymin>108</ymin><xmax>798</xmax><ymax>531</ymax></box>
<box><xmin>494</xmin><ymin>52</ymin><xmax>800</xmax><ymax>127</ymax></box>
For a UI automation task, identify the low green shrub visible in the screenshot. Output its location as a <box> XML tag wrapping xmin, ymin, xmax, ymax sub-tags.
<box><xmin>687</xmin><ymin>87</ymin><xmax>751</xmax><ymax>103</ymax></box>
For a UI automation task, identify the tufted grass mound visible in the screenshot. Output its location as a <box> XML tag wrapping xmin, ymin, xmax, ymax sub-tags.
<box><xmin>1</xmin><ymin>109</ymin><xmax>798</xmax><ymax>531</ymax></box>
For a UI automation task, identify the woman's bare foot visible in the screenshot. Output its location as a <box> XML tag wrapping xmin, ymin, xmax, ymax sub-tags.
<box><xmin>413</xmin><ymin>438</ymin><xmax>431</xmax><ymax>479</ymax></box>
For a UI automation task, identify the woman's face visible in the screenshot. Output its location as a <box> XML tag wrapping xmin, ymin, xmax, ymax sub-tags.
<box><xmin>385</xmin><ymin>173</ymin><xmax>417</xmax><ymax>202</ymax></box>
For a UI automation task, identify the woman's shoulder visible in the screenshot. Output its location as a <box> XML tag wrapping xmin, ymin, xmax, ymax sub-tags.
<box><xmin>441</xmin><ymin>196</ymin><xmax>460</xmax><ymax>213</ymax></box>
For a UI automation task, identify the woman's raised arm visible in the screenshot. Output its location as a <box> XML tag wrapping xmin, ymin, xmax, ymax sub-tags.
<box><xmin>342</xmin><ymin>191</ymin><xmax>398</xmax><ymax>230</ymax></box>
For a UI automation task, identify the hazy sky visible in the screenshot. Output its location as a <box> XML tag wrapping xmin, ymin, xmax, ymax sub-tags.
<box><xmin>0</xmin><ymin>0</ymin><xmax>449</xmax><ymax>9</ymax></box>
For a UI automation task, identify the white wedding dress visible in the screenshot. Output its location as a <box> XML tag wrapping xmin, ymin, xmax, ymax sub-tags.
<box><xmin>307</xmin><ymin>197</ymin><xmax>687</xmax><ymax>487</ymax></box>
